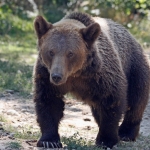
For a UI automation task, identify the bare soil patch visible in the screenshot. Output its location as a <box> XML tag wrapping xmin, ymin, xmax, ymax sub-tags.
<box><xmin>0</xmin><ymin>91</ymin><xmax>150</xmax><ymax>149</ymax></box>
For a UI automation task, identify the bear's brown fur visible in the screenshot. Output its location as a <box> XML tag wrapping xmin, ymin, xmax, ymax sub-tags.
<box><xmin>33</xmin><ymin>12</ymin><xmax>150</xmax><ymax>148</ymax></box>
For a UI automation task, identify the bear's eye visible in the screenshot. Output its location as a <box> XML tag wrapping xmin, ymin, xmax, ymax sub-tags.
<box><xmin>68</xmin><ymin>52</ymin><xmax>74</xmax><ymax>58</ymax></box>
<box><xmin>49</xmin><ymin>51</ymin><xmax>54</xmax><ymax>57</ymax></box>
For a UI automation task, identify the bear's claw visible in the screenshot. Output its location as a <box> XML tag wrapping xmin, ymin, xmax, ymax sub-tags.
<box><xmin>38</xmin><ymin>141</ymin><xmax>62</xmax><ymax>148</ymax></box>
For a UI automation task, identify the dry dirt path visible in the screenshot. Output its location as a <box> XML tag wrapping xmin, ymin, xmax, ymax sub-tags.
<box><xmin>0</xmin><ymin>91</ymin><xmax>150</xmax><ymax>149</ymax></box>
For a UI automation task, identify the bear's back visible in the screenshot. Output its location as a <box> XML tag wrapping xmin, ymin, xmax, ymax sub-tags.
<box><xmin>94</xmin><ymin>16</ymin><xmax>144</xmax><ymax>77</ymax></box>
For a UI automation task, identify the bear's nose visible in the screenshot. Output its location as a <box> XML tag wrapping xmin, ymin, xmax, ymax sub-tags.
<box><xmin>51</xmin><ymin>73</ymin><xmax>62</xmax><ymax>83</ymax></box>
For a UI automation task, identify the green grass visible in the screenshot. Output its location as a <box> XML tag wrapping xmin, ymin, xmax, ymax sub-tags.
<box><xmin>0</xmin><ymin>60</ymin><xmax>33</xmax><ymax>96</ymax></box>
<box><xmin>62</xmin><ymin>132</ymin><xmax>102</xmax><ymax>150</ymax></box>
<box><xmin>6</xmin><ymin>141</ymin><xmax>22</xmax><ymax>150</ymax></box>
<box><xmin>0</xmin><ymin>13</ymin><xmax>37</xmax><ymax>96</ymax></box>
<box><xmin>61</xmin><ymin>132</ymin><xmax>150</xmax><ymax>150</ymax></box>
<box><xmin>0</xmin><ymin>114</ymin><xmax>7</xmax><ymax>122</ymax></box>
<box><xmin>14</xmin><ymin>127</ymin><xmax>40</xmax><ymax>140</ymax></box>
<box><xmin>0</xmin><ymin>39</ymin><xmax>36</xmax><ymax>64</ymax></box>
<box><xmin>3</xmin><ymin>123</ymin><xmax>40</xmax><ymax>140</ymax></box>
<box><xmin>0</xmin><ymin>113</ymin><xmax>40</xmax><ymax>140</ymax></box>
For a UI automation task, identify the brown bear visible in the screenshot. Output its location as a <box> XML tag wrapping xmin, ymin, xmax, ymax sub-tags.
<box><xmin>33</xmin><ymin>12</ymin><xmax>150</xmax><ymax>149</ymax></box>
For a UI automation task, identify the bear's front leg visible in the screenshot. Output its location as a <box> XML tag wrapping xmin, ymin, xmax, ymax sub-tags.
<box><xmin>33</xmin><ymin>66</ymin><xmax>64</xmax><ymax>148</ymax></box>
<box><xmin>91</xmin><ymin>97</ymin><xmax>125</xmax><ymax>149</ymax></box>
<box><xmin>35</xmin><ymin>96</ymin><xmax>64</xmax><ymax>148</ymax></box>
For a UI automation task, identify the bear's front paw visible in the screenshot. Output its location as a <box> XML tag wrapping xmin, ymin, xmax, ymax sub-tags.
<box><xmin>37</xmin><ymin>140</ymin><xmax>62</xmax><ymax>148</ymax></box>
<box><xmin>96</xmin><ymin>137</ymin><xmax>119</xmax><ymax>149</ymax></box>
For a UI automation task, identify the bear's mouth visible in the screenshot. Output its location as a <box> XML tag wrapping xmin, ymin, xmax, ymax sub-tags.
<box><xmin>51</xmin><ymin>80</ymin><xmax>66</xmax><ymax>86</ymax></box>
<box><xmin>50</xmin><ymin>75</ymin><xmax>67</xmax><ymax>86</ymax></box>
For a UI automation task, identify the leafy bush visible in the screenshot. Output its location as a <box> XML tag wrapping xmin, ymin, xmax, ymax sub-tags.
<box><xmin>0</xmin><ymin>9</ymin><xmax>33</xmax><ymax>35</ymax></box>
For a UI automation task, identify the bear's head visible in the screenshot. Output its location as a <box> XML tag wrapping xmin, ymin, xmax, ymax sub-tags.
<box><xmin>34</xmin><ymin>16</ymin><xmax>101</xmax><ymax>85</ymax></box>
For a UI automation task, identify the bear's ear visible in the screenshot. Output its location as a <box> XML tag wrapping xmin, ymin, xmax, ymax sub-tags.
<box><xmin>80</xmin><ymin>23</ymin><xmax>101</xmax><ymax>46</ymax></box>
<box><xmin>34</xmin><ymin>16</ymin><xmax>53</xmax><ymax>39</ymax></box>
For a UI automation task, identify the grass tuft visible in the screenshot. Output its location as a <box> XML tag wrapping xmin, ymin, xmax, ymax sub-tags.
<box><xmin>6</xmin><ymin>141</ymin><xmax>22</xmax><ymax>150</ymax></box>
<box><xmin>3</xmin><ymin>124</ymin><xmax>40</xmax><ymax>140</ymax></box>
<box><xmin>62</xmin><ymin>132</ymin><xmax>103</xmax><ymax>150</ymax></box>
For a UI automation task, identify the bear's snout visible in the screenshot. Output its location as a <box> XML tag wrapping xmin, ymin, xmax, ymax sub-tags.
<box><xmin>51</xmin><ymin>73</ymin><xmax>63</xmax><ymax>84</ymax></box>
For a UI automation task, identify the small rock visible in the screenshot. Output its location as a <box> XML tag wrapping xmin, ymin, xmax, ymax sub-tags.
<box><xmin>12</xmin><ymin>124</ymin><xmax>22</xmax><ymax>128</ymax></box>
<box><xmin>27</xmin><ymin>131</ymin><xmax>32</xmax><ymax>134</ymax></box>
<box><xmin>21</xmin><ymin>109</ymin><xmax>27</xmax><ymax>112</ymax></box>
<box><xmin>83</xmin><ymin>118</ymin><xmax>91</xmax><ymax>121</ymax></box>
<box><xmin>83</xmin><ymin>126</ymin><xmax>91</xmax><ymax>130</ymax></box>
<box><xmin>68</xmin><ymin>124</ymin><xmax>75</xmax><ymax>128</ymax></box>
<box><xmin>28</xmin><ymin>146</ymin><xmax>34</xmax><ymax>149</ymax></box>
<box><xmin>0</xmin><ymin>122</ymin><xmax>4</xmax><ymax>126</ymax></box>
<box><xmin>8</xmin><ymin>135</ymin><xmax>15</xmax><ymax>140</ymax></box>
<box><xmin>86</xmin><ymin>126</ymin><xmax>91</xmax><ymax>130</ymax></box>
<box><xmin>2</xmin><ymin>132</ymin><xmax>9</xmax><ymax>136</ymax></box>
<box><xmin>5</xmin><ymin>90</ymin><xmax>14</xmax><ymax>94</ymax></box>
<box><xmin>10</xmin><ymin>132</ymin><xmax>15</xmax><ymax>136</ymax></box>
<box><xmin>82</xmin><ymin>111</ymin><xmax>88</xmax><ymax>115</ymax></box>
<box><xmin>0</xmin><ymin>127</ymin><xmax>4</xmax><ymax>130</ymax></box>
<box><xmin>6</xmin><ymin>109</ymin><xmax>19</xmax><ymax>116</ymax></box>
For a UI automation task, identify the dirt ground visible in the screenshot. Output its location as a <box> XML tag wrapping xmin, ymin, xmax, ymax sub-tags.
<box><xmin>0</xmin><ymin>91</ymin><xmax>150</xmax><ymax>150</ymax></box>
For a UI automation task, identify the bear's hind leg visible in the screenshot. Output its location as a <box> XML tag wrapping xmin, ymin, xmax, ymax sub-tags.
<box><xmin>119</xmin><ymin>59</ymin><xmax>150</xmax><ymax>141</ymax></box>
<box><xmin>91</xmin><ymin>99</ymin><xmax>123</xmax><ymax>149</ymax></box>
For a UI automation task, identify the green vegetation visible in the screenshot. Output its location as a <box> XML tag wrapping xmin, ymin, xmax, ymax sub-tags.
<box><xmin>0</xmin><ymin>113</ymin><xmax>40</xmax><ymax>140</ymax></box>
<box><xmin>0</xmin><ymin>114</ymin><xmax>7</xmax><ymax>122</ymax></box>
<box><xmin>3</xmin><ymin>124</ymin><xmax>40</xmax><ymax>140</ymax></box>
<box><xmin>62</xmin><ymin>133</ymin><xmax>150</xmax><ymax>150</ymax></box>
<box><xmin>6</xmin><ymin>141</ymin><xmax>22</xmax><ymax>150</ymax></box>
<box><xmin>0</xmin><ymin>60</ymin><xmax>33</xmax><ymax>96</ymax></box>
<box><xmin>0</xmin><ymin>8</ymin><xmax>36</xmax><ymax>96</ymax></box>
<box><xmin>129</xmin><ymin>19</ymin><xmax>150</xmax><ymax>48</ymax></box>
<box><xmin>62</xmin><ymin>132</ymin><xmax>102</xmax><ymax>150</ymax></box>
